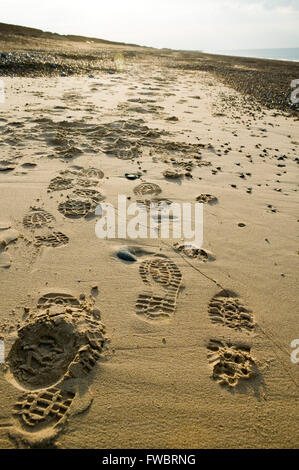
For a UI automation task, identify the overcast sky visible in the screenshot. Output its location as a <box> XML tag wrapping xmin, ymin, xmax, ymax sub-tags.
<box><xmin>1</xmin><ymin>0</ymin><xmax>299</xmax><ymax>51</ymax></box>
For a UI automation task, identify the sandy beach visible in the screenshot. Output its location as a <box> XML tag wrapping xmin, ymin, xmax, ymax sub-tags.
<box><xmin>0</xmin><ymin>23</ymin><xmax>298</xmax><ymax>449</ymax></box>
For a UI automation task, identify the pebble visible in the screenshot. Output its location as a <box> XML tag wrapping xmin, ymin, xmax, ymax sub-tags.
<box><xmin>125</xmin><ymin>173</ymin><xmax>141</xmax><ymax>180</ymax></box>
<box><xmin>116</xmin><ymin>249</ymin><xmax>137</xmax><ymax>262</ymax></box>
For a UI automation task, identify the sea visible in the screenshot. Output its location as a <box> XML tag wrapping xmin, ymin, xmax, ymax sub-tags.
<box><xmin>207</xmin><ymin>48</ymin><xmax>299</xmax><ymax>62</ymax></box>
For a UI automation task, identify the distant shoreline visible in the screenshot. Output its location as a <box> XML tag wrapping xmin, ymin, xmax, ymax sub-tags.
<box><xmin>206</xmin><ymin>48</ymin><xmax>299</xmax><ymax>62</ymax></box>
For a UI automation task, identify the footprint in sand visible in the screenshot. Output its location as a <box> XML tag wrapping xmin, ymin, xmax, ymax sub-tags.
<box><xmin>72</xmin><ymin>188</ymin><xmax>105</xmax><ymax>205</ymax></box>
<box><xmin>208</xmin><ymin>290</ymin><xmax>255</xmax><ymax>332</ymax></box>
<box><xmin>173</xmin><ymin>243</ymin><xmax>215</xmax><ymax>263</ymax></box>
<box><xmin>3</xmin><ymin>291</ymin><xmax>108</xmax><ymax>447</ymax></box>
<box><xmin>196</xmin><ymin>194</ymin><xmax>218</xmax><ymax>205</ymax></box>
<box><xmin>48</xmin><ymin>176</ymin><xmax>74</xmax><ymax>192</ymax></box>
<box><xmin>36</xmin><ymin>292</ymin><xmax>81</xmax><ymax>309</ymax></box>
<box><xmin>48</xmin><ymin>175</ymin><xmax>100</xmax><ymax>193</ymax></box>
<box><xmin>77</xmin><ymin>168</ymin><xmax>104</xmax><ymax>180</ymax></box>
<box><xmin>207</xmin><ymin>290</ymin><xmax>257</xmax><ymax>389</ymax></box>
<box><xmin>102</xmin><ymin>137</ymin><xmax>141</xmax><ymax>160</ymax></box>
<box><xmin>48</xmin><ymin>165</ymin><xmax>105</xmax><ymax>219</ymax></box>
<box><xmin>136</xmin><ymin>198</ymin><xmax>173</xmax><ymax>217</ymax></box>
<box><xmin>12</xmin><ymin>388</ymin><xmax>76</xmax><ymax>441</ymax></box>
<box><xmin>133</xmin><ymin>182</ymin><xmax>162</xmax><ymax>197</ymax></box>
<box><xmin>58</xmin><ymin>199</ymin><xmax>92</xmax><ymax>219</ymax></box>
<box><xmin>23</xmin><ymin>208</ymin><xmax>55</xmax><ymax>229</ymax></box>
<box><xmin>207</xmin><ymin>339</ymin><xmax>257</xmax><ymax>387</ymax></box>
<box><xmin>60</xmin><ymin>166</ymin><xmax>104</xmax><ymax>181</ymax></box>
<box><xmin>22</xmin><ymin>208</ymin><xmax>69</xmax><ymax>252</ymax></box>
<box><xmin>136</xmin><ymin>256</ymin><xmax>182</xmax><ymax>320</ymax></box>
<box><xmin>35</xmin><ymin>117</ymin><xmax>166</xmax><ymax>163</ymax></box>
<box><xmin>76</xmin><ymin>178</ymin><xmax>100</xmax><ymax>188</ymax></box>
<box><xmin>34</xmin><ymin>231</ymin><xmax>69</xmax><ymax>248</ymax></box>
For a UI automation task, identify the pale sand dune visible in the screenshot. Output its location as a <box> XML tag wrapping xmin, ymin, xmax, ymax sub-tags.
<box><xmin>0</xmin><ymin>51</ymin><xmax>298</xmax><ymax>449</ymax></box>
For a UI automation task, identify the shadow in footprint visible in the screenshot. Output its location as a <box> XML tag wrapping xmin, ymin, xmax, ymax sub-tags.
<box><xmin>115</xmin><ymin>245</ymin><xmax>155</xmax><ymax>263</ymax></box>
<box><xmin>4</xmin><ymin>292</ymin><xmax>108</xmax><ymax>447</ymax></box>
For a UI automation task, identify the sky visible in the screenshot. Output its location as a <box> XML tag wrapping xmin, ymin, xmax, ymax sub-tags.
<box><xmin>1</xmin><ymin>0</ymin><xmax>299</xmax><ymax>51</ymax></box>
